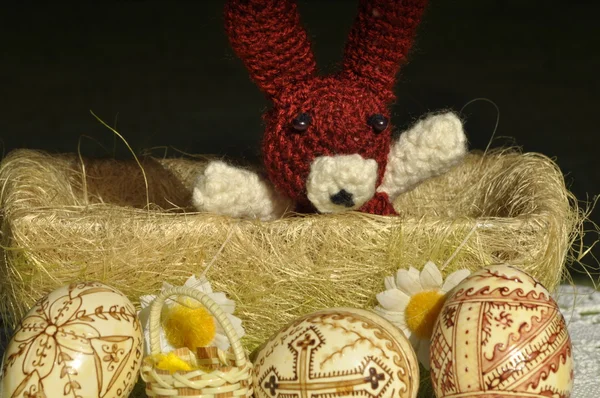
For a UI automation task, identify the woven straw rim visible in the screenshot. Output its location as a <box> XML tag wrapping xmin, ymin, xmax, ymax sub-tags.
<box><xmin>143</xmin><ymin>362</ymin><xmax>252</xmax><ymax>396</ymax></box>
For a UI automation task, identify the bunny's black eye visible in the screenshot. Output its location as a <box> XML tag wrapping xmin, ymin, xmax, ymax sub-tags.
<box><xmin>292</xmin><ymin>112</ymin><xmax>312</xmax><ymax>132</ymax></box>
<box><xmin>367</xmin><ymin>114</ymin><xmax>389</xmax><ymax>133</ymax></box>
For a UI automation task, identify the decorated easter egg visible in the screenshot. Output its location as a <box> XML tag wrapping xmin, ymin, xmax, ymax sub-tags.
<box><xmin>252</xmin><ymin>308</ymin><xmax>419</xmax><ymax>398</ymax></box>
<box><xmin>1</xmin><ymin>281</ymin><xmax>143</xmax><ymax>398</ymax></box>
<box><xmin>430</xmin><ymin>265</ymin><xmax>574</xmax><ymax>398</ymax></box>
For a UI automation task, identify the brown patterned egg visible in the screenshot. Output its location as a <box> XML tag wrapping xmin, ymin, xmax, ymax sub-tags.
<box><xmin>1</xmin><ymin>281</ymin><xmax>143</xmax><ymax>398</ymax></box>
<box><xmin>252</xmin><ymin>308</ymin><xmax>419</xmax><ymax>398</ymax></box>
<box><xmin>430</xmin><ymin>265</ymin><xmax>574</xmax><ymax>398</ymax></box>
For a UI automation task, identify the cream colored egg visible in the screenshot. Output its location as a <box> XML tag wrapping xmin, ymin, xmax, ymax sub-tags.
<box><xmin>1</xmin><ymin>281</ymin><xmax>143</xmax><ymax>398</ymax></box>
<box><xmin>430</xmin><ymin>264</ymin><xmax>574</xmax><ymax>398</ymax></box>
<box><xmin>252</xmin><ymin>308</ymin><xmax>419</xmax><ymax>398</ymax></box>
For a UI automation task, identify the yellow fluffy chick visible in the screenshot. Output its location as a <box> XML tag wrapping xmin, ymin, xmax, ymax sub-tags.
<box><xmin>162</xmin><ymin>298</ymin><xmax>217</xmax><ymax>352</ymax></box>
<box><xmin>152</xmin><ymin>352</ymin><xmax>195</xmax><ymax>373</ymax></box>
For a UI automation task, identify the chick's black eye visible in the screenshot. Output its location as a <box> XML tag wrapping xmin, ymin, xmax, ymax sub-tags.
<box><xmin>367</xmin><ymin>114</ymin><xmax>389</xmax><ymax>133</ymax></box>
<box><xmin>292</xmin><ymin>112</ymin><xmax>312</xmax><ymax>132</ymax></box>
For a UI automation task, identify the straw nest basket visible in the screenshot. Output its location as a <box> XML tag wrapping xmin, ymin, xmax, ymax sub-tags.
<box><xmin>0</xmin><ymin>148</ymin><xmax>583</xmax><ymax>351</ymax></box>
<box><xmin>141</xmin><ymin>286</ymin><xmax>252</xmax><ymax>398</ymax></box>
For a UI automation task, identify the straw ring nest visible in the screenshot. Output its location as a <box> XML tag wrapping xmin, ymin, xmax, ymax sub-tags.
<box><xmin>0</xmin><ymin>148</ymin><xmax>586</xmax><ymax>351</ymax></box>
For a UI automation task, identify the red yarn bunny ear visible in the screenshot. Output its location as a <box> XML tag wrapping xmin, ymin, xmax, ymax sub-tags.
<box><xmin>224</xmin><ymin>0</ymin><xmax>317</xmax><ymax>101</ymax></box>
<box><xmin>341</xmin><ymin>0</ymin><xmax>428</xmax><ymax>102</ymax></box>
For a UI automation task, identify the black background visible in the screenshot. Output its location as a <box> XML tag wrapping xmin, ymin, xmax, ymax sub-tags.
<box><xmin>2</xmin><ymin>1</ymin><xmax>599</xmax><ymax>280</ymax></box>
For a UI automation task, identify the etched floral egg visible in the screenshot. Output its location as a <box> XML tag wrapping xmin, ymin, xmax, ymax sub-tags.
<box><xmin>1</xmin><ymin>281</ymin><xmax>143</xmax><ymax>398</ymax></box>
<box><xmin>252</xmin><ymin>308</ymin><xmax>419</xmax><ymax>398</ymax></box>
<box><xmin>430</xmin><ymin>265</ymin><xmax>574</xmax><ymax>398</ymax></box>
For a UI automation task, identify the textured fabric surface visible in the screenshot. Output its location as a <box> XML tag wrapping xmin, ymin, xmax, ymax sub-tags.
<box><xmin>224</xmin><ymin>0</ymin><xmax>440</xmax><ymax>214</ymax></box>
<box><xmin>341</xmin><ymin>0</ymin><xmax>429</xmax><ymax>102</ymax></box>
<box><xmin>555</xmin><ymin>284</ymin><xmax>600</xmax><ymax>398</ymax></box>
<box><xmin>192</xmin><ymin>160</ymin><xmax>292</xmax><ymax>221</ymax></box>
<box><xmin>306</xmin><ymin>154</ymin><xmax>378</xmax><ymax>213</ymax></box>
<box><xmin>378</xmin><ymin>112</ymin><xmax>468</xmax><ymax>200</ymax></box>
<box><xmin>192</xmin><ymin>109</ymin><xmax>468</xmax><ymax>217</ymax></box>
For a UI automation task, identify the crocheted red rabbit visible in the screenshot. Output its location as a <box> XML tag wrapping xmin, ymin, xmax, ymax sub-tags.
<box><xmin>193</xmin><ymin>0</ymin><xmax>467</xmax><ymax>219</ymax></box>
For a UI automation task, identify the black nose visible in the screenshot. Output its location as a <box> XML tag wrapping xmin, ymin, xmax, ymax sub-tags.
<box><xmin>330</xmin><ymin>189</ymin><xmax>355</xmax><ymax>207</ymax></box>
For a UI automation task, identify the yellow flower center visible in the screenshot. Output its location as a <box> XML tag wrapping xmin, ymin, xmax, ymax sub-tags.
<box><xmin>162</xmin><ymin>298</ymin><xmax>216</xmax><ymax>352</ymax></box>
<box><xmin>404</xmin><ymin>290</ymin><xmax>446</xmax><ymax>339</ymax></box>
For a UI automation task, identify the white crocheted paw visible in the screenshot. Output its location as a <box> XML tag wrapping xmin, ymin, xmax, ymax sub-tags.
<box><xmin>192</xmin><ymin>160</ymin><xmax>292</xmax><ymax>221</ymax></box>
<box><xmin>378</xmin><ymin>112</ymin><xmax>467</xmax><ymax>200</ymax></box>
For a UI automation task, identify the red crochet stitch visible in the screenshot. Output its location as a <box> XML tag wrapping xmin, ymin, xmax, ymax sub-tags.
<box><xmin>224</xmin><ymin>0</ymin><xmax>428</xmax><ymax>215</ymax></box>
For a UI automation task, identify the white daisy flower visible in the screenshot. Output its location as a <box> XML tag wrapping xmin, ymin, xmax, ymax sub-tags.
<box><xmin>374</xmin><ymin>261</ymin><xmax>470</xmax><ymax>369</ymax></box>
<box><xmin>138</xmin><ymin>275</ymin><xmax>245</xmax><ymax>356</ymax></box>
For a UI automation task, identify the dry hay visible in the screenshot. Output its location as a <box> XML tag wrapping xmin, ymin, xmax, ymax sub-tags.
<box><xmin>0</xmin><ymin>148</ymin><xmax>585</xmax><ymax>353</ymax></box>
